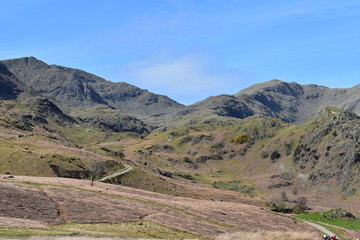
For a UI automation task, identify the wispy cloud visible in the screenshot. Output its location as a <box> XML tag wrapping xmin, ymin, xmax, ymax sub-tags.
<box><xmin>114</xmin><ymin>55</ymin><xmax>250</xmax><ymax>105</ymax></box>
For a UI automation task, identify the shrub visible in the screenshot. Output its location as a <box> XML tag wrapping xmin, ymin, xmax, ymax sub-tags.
<box><xmin>270</xmin><ymin>151</ymin><xmax>281</xmax><ymax>162</ymax></box>
<box><xmin>229</xmin><ymin>134</ymin><xmax>251</xmax><ymax>144</ymax></box>
<box><xmin>267</xmin><ymin>201</ymin><xmax>291</xmax><ymax>213</ymax></box>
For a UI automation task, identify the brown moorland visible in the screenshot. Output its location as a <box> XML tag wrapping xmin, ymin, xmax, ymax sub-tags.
<box><xmin>0</xmin><ymin>175</ymin><xmax>320</xmax><ymax>238</ymax></box>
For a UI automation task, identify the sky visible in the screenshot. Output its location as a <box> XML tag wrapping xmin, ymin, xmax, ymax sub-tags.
<box><xmin>1</xmin><ymin>0</ymin><xmax>360</xmax><ymax>105</ymax></box>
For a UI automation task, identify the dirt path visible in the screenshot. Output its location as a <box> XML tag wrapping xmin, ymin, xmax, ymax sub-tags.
<box><xmin>303</xmin><ymin>221</ymin><xmax>338</xmax><ymax>239</ymax></box>
<box><xmin>41</xmin><ymin>188</ymin><xmax>68</xmax><ymax>223</ymax></box>
<box><xmin>98</xmin><ymin>164</ymin><xmax>133</xmax><ymax>182</ymax></box>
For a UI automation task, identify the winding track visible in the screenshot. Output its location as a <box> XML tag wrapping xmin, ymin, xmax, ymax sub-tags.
<box><xmin>303</xmin><ymin>221</ymin><xmax>339</xmax><ymax>239</ymax></box>
<box><xmin>98</xmin><ymin>164</ymin><xmax>133</xmax><ymax>182</ymax></box>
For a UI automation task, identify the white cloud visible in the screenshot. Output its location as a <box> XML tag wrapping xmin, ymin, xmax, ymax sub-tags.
<box><xmin>114</xmin><ymin>55</ymin><xmax>250</xmax><ymax>104</ymax></box>
<box><xmin>134</xmin><ymin>56</ymin><xmax>221</xmax><ymax>93</ymax></box>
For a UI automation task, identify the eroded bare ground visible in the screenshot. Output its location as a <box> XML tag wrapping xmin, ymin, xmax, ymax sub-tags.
<box><xmin>0</xmin><ymin>175</ymin><xmax>320</xmax><ymax>237</ymax></box>
<box><xmin>0</xmin><ymin>216</ymin><xmax>48</xmax><ymax>229</ymax></box>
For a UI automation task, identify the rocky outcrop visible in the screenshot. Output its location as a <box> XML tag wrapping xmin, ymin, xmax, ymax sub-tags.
<box><xmin>293</xmin><ymin>108</ymin><xmax>360</xmax><ymax>198</ymax></box>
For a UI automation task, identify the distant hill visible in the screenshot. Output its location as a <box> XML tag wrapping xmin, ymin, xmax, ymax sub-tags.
<box><xmin>152</xmin><ymin>79</ymin><xmax>360</xmax><ymax>126</ymax></box>
<box><xmin>0</xmin><ymin>57</ymin><xmax>185</xmax><ymax>116</ymax></box>
<box><xmin>236</xmin><ymin>80</ymin><xmax>360</xmax><ymax>123</ymax></box>
<box><xmin>0</xmin><ymin>63</ymin><xmax>36</xmax><ymax>100</ymax></box>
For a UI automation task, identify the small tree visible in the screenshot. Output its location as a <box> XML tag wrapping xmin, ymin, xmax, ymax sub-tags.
<box><xmin>293</xmin><ymin>197</ymin><xmax>308</xmax><ymax>213</ymax></box>
<box><xmin>292</xmin><ymin>187</ymin><xmax>298</xmax><ymax>195</ymax></box>
<box><xmin>280</xmin><ymin>191</ymin><xmax>288</xmax><ymax>202</ymax></box>
<box><xmin>88</xmin><ymin>161</ymin><xmax>105</xmax><ymax>186</ymax></box>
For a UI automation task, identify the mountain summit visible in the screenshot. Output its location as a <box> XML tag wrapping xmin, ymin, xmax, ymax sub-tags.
<box><xmin>236</xmin><ymin>79</ymin><xmax>360</xmax><ymax>123</ymax></box>
<box><xmin>0</xmin><ymin>57</ymin><xmax>185</xmax><ymax>116</ymax></box>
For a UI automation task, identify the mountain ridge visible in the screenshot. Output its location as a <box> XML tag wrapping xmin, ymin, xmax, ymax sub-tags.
<box><xmin>0</xmin><ymin>57</ymin><xmax>185</xmax><ymax>116</ymax></box>
<box><xmin>150</xmin><ymin>79</ymin><xmax>360</xmax><ymax>127</ymax></box>
<box><xmin>236</xmin><ymin>79</ymin><xmax>360</xmax><ymax>123</ymax></box>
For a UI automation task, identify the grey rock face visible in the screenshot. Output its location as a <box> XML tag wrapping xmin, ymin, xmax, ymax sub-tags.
<box><xmin>0</xmin><ymin>63</ymin><xmax>37</xmax><ymax>100</ymax></box>
<box><xmin>293</xmin><ymin>108</ymin><xmax>360</xmax><ymax>198</ymax></box>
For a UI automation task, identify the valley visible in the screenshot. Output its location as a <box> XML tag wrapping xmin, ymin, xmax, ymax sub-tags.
<box><xmin>0</xmin><ymin>57</ymin><xmax>359</xmax><ymax>239</ymax></box>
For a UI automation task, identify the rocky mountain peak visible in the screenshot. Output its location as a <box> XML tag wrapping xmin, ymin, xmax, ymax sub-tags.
<box><xmin>0</xmin><ymin>57</ymin><xmax>184</xmax><ymax>116</ymax></box>
<box><xmin>237</xmin><ymin>80</ymin><xmax>306</xmax><ymax>98</ymax></box>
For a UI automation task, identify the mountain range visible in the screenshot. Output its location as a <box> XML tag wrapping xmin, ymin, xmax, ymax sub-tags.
<box><xmin>1</xmin><ymin>57</ymin><xmax>359</xmax><ymax>128</ymax></box>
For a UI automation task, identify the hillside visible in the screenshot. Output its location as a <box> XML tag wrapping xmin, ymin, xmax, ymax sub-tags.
<box><xmin>0</xmin><ymin>175</ymin><xmax>319</xmax><ymax>238</ymax></box>
<box><xmin>0</xmin><ymin>99</ymin><xmax>124</xmax><ymax>178</ymax></box>
<box><xmin>110</xmin><ymin>108</ymin><xmax>360</xmax><ymax>215</ymax></box>
<box><xmin>0</xmin><ymin>57</ymin><xmax>184</xmax><ymax>116</ymax></box>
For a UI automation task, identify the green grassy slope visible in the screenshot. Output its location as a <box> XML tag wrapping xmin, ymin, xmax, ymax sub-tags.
<box><xmin>0</xmin><ymin>99</ymin><xmax>123</xmax><ymax>178</ymax></box>
<box><xmin>296</xmin><ymin>211</ymin><xmax>360</xmax><ymax>230</ymax></box>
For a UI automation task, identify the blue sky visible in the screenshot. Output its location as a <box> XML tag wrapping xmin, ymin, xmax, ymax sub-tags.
<box><xmin>1</xmin><ymin>0</ymin><xmax>360</xmax><ymax>105</ymax></box>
